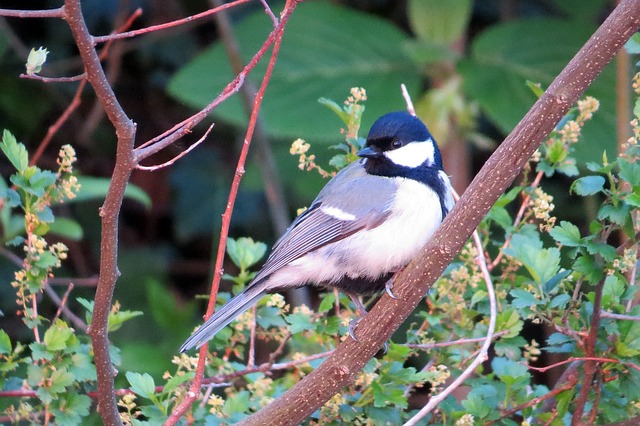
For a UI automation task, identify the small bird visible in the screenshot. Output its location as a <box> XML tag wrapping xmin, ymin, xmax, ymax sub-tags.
<box><xmin>180</xmin><ymin>111</ymin><xmax>454</xmax><ymax>352</ymax></box>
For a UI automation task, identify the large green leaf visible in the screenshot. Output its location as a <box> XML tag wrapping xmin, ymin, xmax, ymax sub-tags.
<box><xmin>72</xmin><ymin>176</ymin><xmax>151</xmax><ymax>208</ymax></box>
<box><xmin>167</xmin><ymin>1</ymin><xmax>419</xmax><ymax>143</ymax></box>
<box><xmin>459</xmin><ymin>18</ymin><xmax>616</xmax><ymax>164</ymax></box>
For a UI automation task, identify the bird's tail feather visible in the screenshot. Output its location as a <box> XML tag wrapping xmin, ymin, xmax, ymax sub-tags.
<box><xmin>179</xmin><ymin>284</ymin><xmax>266</xmax><ymax>352</ymax></box>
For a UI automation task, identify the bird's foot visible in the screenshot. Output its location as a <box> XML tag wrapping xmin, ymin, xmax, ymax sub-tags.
<box><xmin>385</xmin><ymin>279</ymin><xmax>398</xmax><ymax>300</ymax></box>
<box><xmin>347</xmin><ymin>293</ymin><xmax>368</xmax><ymax>341</ymax></box>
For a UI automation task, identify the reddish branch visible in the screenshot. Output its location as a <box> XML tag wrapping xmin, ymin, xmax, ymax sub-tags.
<box><xmin>571</xmin><ymin>277</ymin><xmax>606</xmax><ymax>425</ymax></box>
<box><xmin>165</xmin><ymin>1</ymin><xmax>301</xmax><ymax>423</ymax></box>
<box><xmin>237</xmin><ymin>1</ymin><xmax>640</xmax><ymax>424</ymax></box>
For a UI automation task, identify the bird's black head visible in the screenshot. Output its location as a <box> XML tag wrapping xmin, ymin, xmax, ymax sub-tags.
<box><xmin>357</xmin><ymin>111</ymin><xmax>444</xmax><ymax>176</ymax></box>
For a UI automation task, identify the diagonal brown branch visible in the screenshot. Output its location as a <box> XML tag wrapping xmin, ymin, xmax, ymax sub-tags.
<box><xmin>238</xmin><ymin>1</ymin><xmax>640</xmax><ymax>424</ymax></box>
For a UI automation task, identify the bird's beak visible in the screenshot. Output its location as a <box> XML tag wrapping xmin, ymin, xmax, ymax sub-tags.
<box><xmin>357</xmin><ymin>146</ymin><xmax>382</xmax><ymax>159</ymax></box>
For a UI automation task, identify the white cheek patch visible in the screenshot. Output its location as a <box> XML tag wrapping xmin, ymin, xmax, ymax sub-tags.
<box><xmin>384</xmin><ymin>140</ymin><xmax>435</xmax><ymax>168</ymax></box>
<box><xmin>321</xmin><ymin>206</ymin><xmax>356</xmax><ymax>221</ymax></box>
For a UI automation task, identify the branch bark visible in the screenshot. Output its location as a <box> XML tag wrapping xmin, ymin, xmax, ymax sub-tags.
<box><xmin>63</xmin><ymin>0</ymin><xmax>136</xmax><ymax>424</ymax></box>
<box><xmin>238</xmin><ymin>1</ymin><xmax>640</xmax><ymax>424</ymax></box>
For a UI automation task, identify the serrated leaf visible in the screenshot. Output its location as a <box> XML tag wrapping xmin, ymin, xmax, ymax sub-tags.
<box><xmin>497</xmin><ymin>309</ymin><xmax>524</xmax><ymax>338</ymax></box>
<box><xmin>1</xmin><ymin>129</ymin><xmax>28</xmax><ymax>172</ymax></box>
<box><xmin>618</xmin><ymin>159</ymin><xmax>640</xmax><ymax>186</ymax></box>
<box><xmin>597</xmin><ymin>203</ymin><xmax>630</xmax><ymax>226</ymax></box>
<box><xmin>226</xmin><ymin>237</ymin><xmax>267</xmax><ymax>271</ymax></box>
<box><xmin>126</xmin><ymin>371</ymin><xmax>157</xmax><ymax>399</ymax></box>
<box><xmin>0</xmin><ymin>330</ymin><xmax>11</xmax><ymax>354</ymax></box>
<box><xmin>571</xmin><ymin>175</ymin><xmax>605</xmax><ymax>196</ymax></box>
<box><xmin>285</xmin><ymin>311</ymin><xmax>314</xmax><ymax>334</ymax></box>
<box><xmin>505</xmin><ymin>234</ymin><xmax>560</xmax><ymax>285</ymax></box>
<box><xmin>108</xmin><ymin>309</ymin><xmax>143</xmax><ymax>332</ymax></box>
<box><xmin>168</xmin><ymin>1</ymin><xmax>419</xmax><ymax>143</ymax></box>
<box><xmin>491</xmin><ymin>357</ymin><xmax>530</xmax><ymax>386</ymax></box>
<box><xmin>43</xmin><ymin>320</ymin><xmax>74</xmax><ymax>351</ymax></box>
<box><xmin>549</xmin><ymin>294</ymin><xmax>571</xmax><ymax>309</ymax></box>
<box><xmin>549</xmin><ymin>221</ymin><xmax>582</xmax><ymax>246</ymax></box>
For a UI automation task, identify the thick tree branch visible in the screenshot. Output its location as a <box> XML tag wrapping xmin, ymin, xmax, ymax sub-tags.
<box><xmin>238</xmin><ymin>1</ymin><xmax>640</xmax><ymax>424</ymax></box>
<box><xmin>63</xmin><ymin>0</ymin><xmax>136</xmax><ymax>424</ymax></box>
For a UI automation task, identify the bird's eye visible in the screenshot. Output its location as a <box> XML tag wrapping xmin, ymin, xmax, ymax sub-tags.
<box><xmin>391</xmin><ymin>140</ymin><xmax>403</xmax><ymax>149</ymax></box>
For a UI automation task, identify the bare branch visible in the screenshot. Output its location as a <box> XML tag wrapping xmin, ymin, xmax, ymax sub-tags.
<box><xmin>0</xmin><ymin>7</ymin><xmax>65</xmax><ymax>19</ymax></box>
<box><xmin>91</xmin><ymin>0</ymin><xmax>251</xmax><ymax>45</ymax></box>
<box><xmin>165</xmin><ymin>1</ymin><xmax>301</xmax><ymax>423</ymax></box>
<box><xmin>135</xmin><ymin>123</ymin><xmax>214</xmax><ymax>171</ymax></box>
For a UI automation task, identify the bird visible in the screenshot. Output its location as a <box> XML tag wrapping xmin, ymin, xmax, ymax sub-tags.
<box><xmin>179</xmin><ymin>111</ymin><xmax>454</xmax><ymax>352</ymax></box>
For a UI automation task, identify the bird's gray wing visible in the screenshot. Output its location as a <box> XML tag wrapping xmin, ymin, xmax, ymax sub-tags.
<box><xmin>253</xmin><ymin>162</ymin><xmax>396</xmax><ymax>283</ymax></box>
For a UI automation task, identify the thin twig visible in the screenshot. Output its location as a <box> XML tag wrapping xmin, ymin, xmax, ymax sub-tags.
<box><xmin>401</xmin><ymin>83</ymin><xmax>415</xmax><ymax>116</ymax></box>
<box><xmin>525</xmin><ymin>356</ymin><xmax>640</xmax><ymax>373</ymax></box>
<box><xmin>20</xmin><ymin>73</ymin><xmax>86</xmax><ymax>82</ymax></box>
<box><xmin>407</xmin><ymin>330</ymin><xmax>508</xmax><ymax>350</ymax></box>
<box><xmin>50</xmin><ymin>283</ymin><xmax>73</xmax><ymax>323</ymax></box>
<box><xmin>0</xmin><ymin>7</ymin><xmax>65</xmax><ymax>18</ymax></box>
<box><xmin>91</xmin><ymin>0</ymin><xmax>252</xmax><ymax>45</ymax></box>
<box><xmin>43</xmin><ymin>284</ymin><xmax>87</xmax><ymax>332</ymax></box>
<box><xmin>600</xmin><ymin>310</ymin><xmax>640</xmax><ymax>321</ymax></box>
<box><xmin>500</xmin><ymin>375</ymin><xmax>578</xmax><ymax>418</ymax></box>
<box><xmin>136</xmin><ymin>123</ymin><xmax>214</xmax><ymax>171</ymax></box>
<box><xmin>259</xmin><ymin>0</ymin><xmax>279</xmax><ymax>27</ymax></box>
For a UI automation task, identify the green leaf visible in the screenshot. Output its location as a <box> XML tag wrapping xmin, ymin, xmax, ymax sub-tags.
<box><xmin>618</xmin><ymin>159</ymin><xmax>640</xmax><ymax>186</ymax></box>
<box><xmin>43</xmin><ymin>320</ymin><xmax>74</xmax><ymax>351</ymax></box>
<box><xmin>126</xmin><ymin>371</ymin><xmax>157</xmax><ymax>399</ymax></box>
<box><xmin>0</xmin><ymin>329</ymin><xmax>11</xmax><ymax>354</ymax></box>
<box><xmin>459</xmin><ymin>18</ymin><xmax>616</xmax><ymax>164</ymax></box>
<box><xmin>407</xmin><ymin>0</ymin><xmax>472</xmax><ymax>45</ymax></box>
<box><xmin>624</xmin><ymin>32</ymin><xmax>640</xmax><ymax>54</ymax></box>
<box><xmin>1</xmin><ymin>129</ymin><xmax>28</xmax><ymax>172</ymax></box>
<box><xmin>50</xmin><ymin>393</ymin><xmax>91</xmax><ymax>426</ymax></box>
<box><xmin>545</xmin><ymin>332</ymin><xmax>575</xmax><ymax>353</ymax></box>
<box><xmin>164</xmin><ymin>371</ymin><xmax>195</xmax><ymax>394</ymax></box>
<box><xmin>108</xmin><ymin>308</ymin><xmax>143</xmax><ymax>332</ymax></box>
<box><xmin>461</xmin><ymin>385</ymin><xmax>497</xmax><ymax>419</ymax></box>
<box><xmin>510</xmin><ymin>288</ymin><xmax>541</xmax><ymax>310</ymax></box>
<box><xmin>504</xmin><ymin>234</ymin><xmax>560</xmax><ymax>285</ymax></box>
<box><xmin>496</xmin><ymin>309</ymin><xmax>524</xmax><ymax>339</ymax></box>
<box><xmin>549</xmin><ymin>221</ymin><xmax>582</xmax><ymax>246</ymax></box>
<box><xmin>317</xmin><ymin>292</ymin><xmax>336</xmax><ymax>314</ymax></box>
<box><xmin>167</xmin><ymin>1</ymin><xmax>419</xmax><ymax>143</ymax></box>
<box><xmin>48</xmin><ymin>217</ymin><xmax>83</xmax><ymax>241</ymax></box>
<box><xmin>285</xmin><ymin>311</ymin><xmax>315</xmax><ymax>334</ymax></box>
<box><xmin>491</xmin><ymin>357</ymin><xmax>530</xmax><ymax>386</ymax></box>
<box><xmin>597</xmin><ymin>203</ymin><xmax>630</xmax><ymax>226</ymax></box>
<box><xmin>571</xmin><ymin>175</ymin><xmax>605</xmax><ymax>196</ymax></box>
<box><xmin>371</xmin><ymin>381</ymin><xmax>407</xmax><ymax>408</ymax></box>
<box><xmin>549</xmin><ymin>294</ymin><xmax>571</xmax><ymax>309</ymax></box>
<box><xmin>494</xmin><ymin>336</ymin><xmax>526</xmax><ymax>359</ymax></box>
<box><xmin>72</xmin><ymin>176</ymin><xmax>151</xmax><ymax>208</ymax></box>
<box><xmin>48</xmin><ymin>367</ymin><xmax>74</xmax><ymax>394</ymax></box>
<box><xmin>226</xmin><ymin>237</ymin><xmax>267</xmax><ymax>271</ymax></box>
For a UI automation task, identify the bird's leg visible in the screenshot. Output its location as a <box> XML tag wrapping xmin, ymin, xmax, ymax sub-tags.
<box><xmin>347</xmin><ymin>292</ymin><xmax>368</xmax><ymax>341</ymax></box>
<box><xmin>346</xmin><ymin>293</ymin><xmax>389</xmax><ymax>353</ymax></box>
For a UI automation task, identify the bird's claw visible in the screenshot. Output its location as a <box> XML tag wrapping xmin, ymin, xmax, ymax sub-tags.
<box><xmin>349</xmin><ymin>317</ymin><xmax>361</xmax><ymax>341</ymax></box>
<box><xmin>385</xmin><ymin>280</ymin><xmax>398</xmax><ymax>299</ymax></box>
